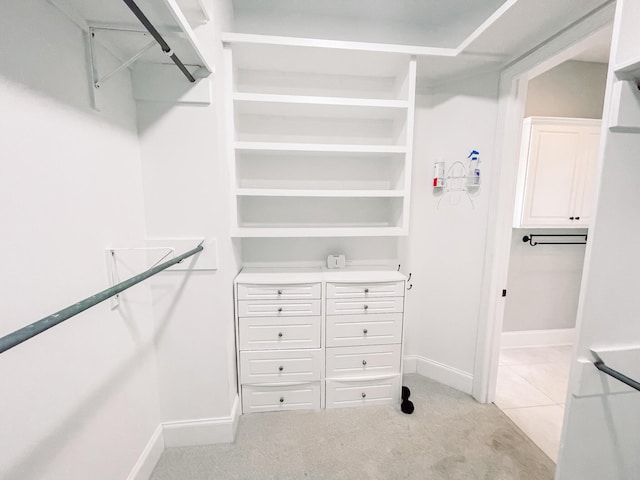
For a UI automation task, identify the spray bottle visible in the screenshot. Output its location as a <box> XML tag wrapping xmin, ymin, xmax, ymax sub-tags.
<box><xmin>467</xmin><ymin>150</ymin><xmax>480</xmax><ymax>186</ymax></box>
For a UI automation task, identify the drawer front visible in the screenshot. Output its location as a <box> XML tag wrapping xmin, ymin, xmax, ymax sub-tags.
<box><xmin>240</xmin><ymin>349</ymin><xmax>322</xmax><ymax>384</ymax></box>
<box><xmin>238</xmin><ymin>299</ymin><xmax>321</xmax><ymax>317</ymax></box>
<box><xmin>326</xmin><ymin>376</ymin><xmax>400</xmax><ymax>408</ymax></box>
<box><xmin>238</xmin><ymin>283</ymin><xmax>321</xmax><ymax>300</ymax></box>
<box><xmin>326</xmin><ymin>297</ymin><xmax>403</xmax><ymax>315</ymax></box>
<box><xmin>326</xmin><ymin>344</ymin><xmax>401</xmax><ymax>379</ymax></box>
<box><xmin>326</xmin><ymin>313</ymin><xmax>403</xmax><ymax>347</ymax></box>
<box><xmin>239</xmin><ymin>316</ymin><xmax>321</xmax><ymax>350</ymax></box>
<box><xmin>326</xmin><ymin>282</ymin><xmax>404</xmax><ymax>299</ymax></box>
<box><xmin>242</xmin><ymin>383</ymin><xmax>321</xmax><ymax>413</ymax></box>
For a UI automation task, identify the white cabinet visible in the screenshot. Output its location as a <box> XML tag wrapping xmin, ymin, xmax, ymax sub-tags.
<box><xmin>235</xmin><ymin>276</ymin><xmax>322</xmax><ymax>413</ymax></box>
<box><xmin>325</xmin><ymin>280</ymin><xmax>404</xmax><ymax>408</ymax></box>
<box><xmin>234</xmin><ymin>268</ymin><xmax>406</xmax><ymax>414</ymax></box>
<box><xmin>223</xmin><ymin>35</ymin><xmax>416</xmax><ymax>237</ymax></box>
<box><xmin>514</xmin><ymin>117</ymin><xmax>601</xmax><ymax>228</ymax></box>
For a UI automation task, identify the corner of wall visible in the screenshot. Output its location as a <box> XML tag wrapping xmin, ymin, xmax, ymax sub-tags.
<box><xmin>413</xmin><ymin>356</ymin><xmax>474</xmax><ymax>394</ymax></box>
<box><xmin>162</xmin><ymin>395</ymin><xmax>240</xmax><ymax>448</ymax></box>
<box><xmin>126</xmin><ymin>426</ymin><xmax>165</xmax><ymax>480</ymax></box>
<box><xmin>127</xmin><ymin>396</ymin><xmax>240</xmax><ymax>480</ymax></box>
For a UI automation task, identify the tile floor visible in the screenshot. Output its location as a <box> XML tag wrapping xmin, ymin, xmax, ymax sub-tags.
<box><xmin>495</xmin><ymin>345</ymin><xmax>573</xmax><ymax>462</ymax></box>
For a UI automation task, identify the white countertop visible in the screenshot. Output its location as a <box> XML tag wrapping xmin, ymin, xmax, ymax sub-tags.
<box><xmin>236</xmin><ymin>265</ymin><xmax>406</xmax><ymax>284</ymax></box>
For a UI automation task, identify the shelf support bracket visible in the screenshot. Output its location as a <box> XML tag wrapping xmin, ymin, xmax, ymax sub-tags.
<box><xmin>94</xmin><ymin>39</ymin><xmax>157</xmax><ymax>89</ymax></box>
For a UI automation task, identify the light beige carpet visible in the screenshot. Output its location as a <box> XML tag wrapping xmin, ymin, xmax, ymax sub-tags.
<box><xmin>151</xmin><ymin>374</ymin><xmax>555</xmax><ymax>479</ymax></box>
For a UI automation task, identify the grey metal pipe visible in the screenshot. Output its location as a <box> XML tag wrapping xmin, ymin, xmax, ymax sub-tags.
<box><xmin>0</xmin><ymin>243</ymin><xmax>204</xmax><ymax>355</ymax></box>
<box><xmin>594</xmin><ymin>360</ymin><xmax>640</xmax><ymax>392</ymax></box>
<box><xmin>121</xmin><ymin>0</ymin><xmax>196</xmax><ymax>82</ymax></box>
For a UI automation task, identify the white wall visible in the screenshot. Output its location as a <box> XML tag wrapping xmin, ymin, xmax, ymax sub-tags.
<box><xmin>525</xmin><ymin>60</ymin><xmax>607</xmax><ymax>119</ymax></box>
<box><xmin>0</xmin><ymin>2</ymin><xmax>160</xmax><ymax>479</ymax></box>
<box><xmin>137</xmin><ymin>0</ymin><xmax>240</xmax><ymax>425</ymax></box>
<box><xmin>401</xmin><ymin>73</ymin><xmax>500</xmax><ymax>390</ymax></box>
<box><xmin>558</xmin><ymin>121</ymin><xmax>640</xmax><ymax>480</ymax></box>
<box><xmin>557</xmin><ymin>19</ymin><xmax>640</xmax><ymax>475</ymax></box>
<box><xmin>503</xmin><ymin>229</ymin><xmax>586</xmax><ymax>331</ymax></box>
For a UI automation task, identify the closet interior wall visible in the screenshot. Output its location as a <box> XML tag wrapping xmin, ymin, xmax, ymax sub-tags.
<box><xmin>0</xmin><ymin>2</ymin><xmax>160</xmax><ymax>479</ymax></box>
<box><xmin>503</xmin><ymin>60</ymin><xmax>608</xmax><ymax>340</ymax></box>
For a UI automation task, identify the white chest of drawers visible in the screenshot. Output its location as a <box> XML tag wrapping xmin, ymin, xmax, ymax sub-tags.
<box><xmin>234</xmin><ymin>267</ymin><xmax>406</xmax><ymax>414</ymax></box>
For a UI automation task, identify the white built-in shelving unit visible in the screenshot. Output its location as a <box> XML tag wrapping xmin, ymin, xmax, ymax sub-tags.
<box><xmin>223</xmin><ymin>35</ymin><xmax>417</xmax><ymax>238</ymax></box>
<box><xmin>607</xmin><ymin>0</ymin><xmax>640</xmax><ymax>133</ymax></box>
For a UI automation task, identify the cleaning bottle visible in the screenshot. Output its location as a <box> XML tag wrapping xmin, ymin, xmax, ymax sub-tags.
<box><xmin>467</xmin><ymin>150</ymin><xmax>480</xmax><ymax>186</ymax></box>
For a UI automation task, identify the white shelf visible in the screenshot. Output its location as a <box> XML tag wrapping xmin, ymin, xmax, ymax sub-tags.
<box><xmin>614</xmin><ymin>56</ymin><xmax>640</xmax><ymax>81</ymax></box>
<box><xmin>221</xmin><ymin>32</ymin><xmax>456</xmax><ymax>57</ymax></box>
<box><xmin>50</xmin><ymin>0</ymin><xmax>213</xmax><ymax>107</ymax></box>
<box><xmin>234</xmin><ymin>97</ymin><xmax>408</xmax><ymax>123</ymax></box>
<box><xmin>53</xmin><ymin>0</ymin><xmax>212</xmax><ymax>72</ymax></box>
<box><xmin>232</xmin><ymin>227</ymin><xmax>407</xmax><ymax>238</ymax></box>
<box><xmin>235</xmin><ymin>142</ymin><xmax>407</xmax><ymax>154</ymax></box>
<box><xmin>224</xmin><ymin>40</ymin><xmax>416</xmax><ymax>238</ymax></box>
<box><xmin>227</xmin><ymin>37</ymin><xmax>412</xmax><ymax>101</ymax></box>
<box><xmin>608</xmin><ymin>80</ymin><xmax>640</xmax><ymax>133</ymax></box>
<box><xmin>235</xmin><ymin>189</ymin><xmax>405</xmax><ymax>198</ymax></box>
<box><xmin>233</xmin><ymin>92</ymin><xmax>408</xmax><ymax>110</ymax></box>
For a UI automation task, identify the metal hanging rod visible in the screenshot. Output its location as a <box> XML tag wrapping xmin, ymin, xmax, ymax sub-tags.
<box><xmin>522</xmin><ymin>234</ymin><xmax>587</xmax><ymax>246</ymax></box>
<box><xmin>121</xmin><ymin>0</ymin><xmax>196</xmax><ymax>83</ymax></box>
<box><xmin>0</xmin><ymin>242</ymin><xmax>204</xmax><ymax>355</ymax></box>
<box><xmin>592</xmin><ymin>353</ymin><xmax>640</xmax><ymax>392</ymax></box>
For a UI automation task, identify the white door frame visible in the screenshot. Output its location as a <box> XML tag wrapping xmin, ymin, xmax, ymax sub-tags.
<box><xmin>472</xmin><ymin>2</ymin><xmax>616</xmax><ymax>403</ymax></box>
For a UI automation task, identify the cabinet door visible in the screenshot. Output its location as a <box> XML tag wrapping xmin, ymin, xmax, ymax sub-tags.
<box><xmin>572</xmin><ymin>126</ymin><xmax>601</xmax><ymax>227</ymax></box>
<box><xmin>521</xmin><ymin>124</ymin><xmax>582</xmax><ymax>227</ymax></box>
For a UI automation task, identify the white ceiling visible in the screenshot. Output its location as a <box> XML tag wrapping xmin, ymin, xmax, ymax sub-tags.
<box><xmin>230</xmin><ymin>0</ymin><xmax>615</xmax><ymax>85</ymax></box>
<box><xmin>232</xmin><ymin>0</ymin><xmax>506</xmax><ymax>49</ymax></box>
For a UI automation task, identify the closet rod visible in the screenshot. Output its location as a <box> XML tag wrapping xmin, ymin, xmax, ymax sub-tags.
<box><xmin>121</xmin><ymin>0</ymin><xmax>196</xmax><ymax>83</ymax></box>
<box><xmin>0</xmin><ymin>242</ymin><xmax>204</xmax><ymax>355</ymax></box>
<box><xmin>522</xmin><ymin>234</ymin><xmax>587</xmax><ymax>246</ymax></box>
<box><xmin>592</xmin><ymin>352</ymin><xmax>640</xmax><ymax>393</ymax></box>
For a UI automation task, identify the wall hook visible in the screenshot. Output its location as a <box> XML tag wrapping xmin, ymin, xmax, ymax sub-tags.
<box><xmin>407</xmin><ymin>284</ymin><xmax>413</xmax><ymax>291</ymax></box>
<box><xmin>397</xmin><ymin>264</ymin><xmax>401</xmax><ymax>271</ymax></box>
<box><xmin>407</xmin><ymin>272</ymin><xmax>412</xmax><ymax>282</ymax></box>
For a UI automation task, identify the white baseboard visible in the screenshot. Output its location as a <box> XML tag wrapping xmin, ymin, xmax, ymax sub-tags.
<box><xmin>501</xmin><ymin>328</ymin><xmax>576</xmax><ymax>348</ymax></box>
<box><xmin>404</xmin><ymin>355</ymin><xmax>473</xmax><ymax>394</ymax></box>
<box><xmin>403</xmin><ymin>355</ymin><xmax>418</xmax><ymax>374</ymax></box>
<box><xmin>162</xmin><ymin>395</ymin><xmax>240</xmax><ymax>448</ymax></box>
<box><xmin>127</xmin><ymin>425</ymin><xmax>164</xmax><ymax>480</ymax></box>
<box><xmin>127</xmin><ymin>397</ymin><xmax>240</xmax><ymax>480</ymax></box>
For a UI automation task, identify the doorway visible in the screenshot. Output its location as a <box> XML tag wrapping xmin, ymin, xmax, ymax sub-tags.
<box><xmin>472</xmin><ymin>15</ymin><xmax>615</xmax><ymax>463</ymax></box>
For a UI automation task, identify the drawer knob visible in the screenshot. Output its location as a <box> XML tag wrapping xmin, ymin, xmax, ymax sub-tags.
<box><xmin>278</xmin><ymin>365</ymin><xmax>284</xmax><ymax>372</ymax></box>
<box><xmin>277</xmin><ymin>289</ymin><xmax>283</xmax><ymax>295</ymax></box>
<box><xmin>278</xmin><ymin>332</ymin><xmax>283</xmax><ymax>338</ymax></box>
<box><xmin>277</xmin><ymin>307</ymin><xmax>283</xmax><ymax>312</ymax></box>
<box><xmin>279</xmin><ymin>397</ymin><xmax>284</xmax><ymax>403</ymax></box>
<box><xmin>363</xmin><ymin>328</ymin><xmax>368</xmax><ymax>334</ymax></box>
<box><xmin>361</xmin><ymin>392</ymin><xmax>367</xmax><ymax>398</ymax></box>
<box><xmin>362</xmin><ymin>360</ymin><xmax>367</xmax><ymax>366</ymax></box>
<box><xmin>363</xmin><ymin>305</ymin><xmax>369</xmax><ymax>310</ymax></box>
<box><xmin>364</xmin><ymin>288</ymin><xmax>369</xmax><ymax>293</ymax></box>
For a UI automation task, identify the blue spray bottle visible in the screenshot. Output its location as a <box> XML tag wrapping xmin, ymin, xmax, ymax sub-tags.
<box><xmin>467</xmin><ymin>150</ymin><xmax>480</xmax><ymax>186</ymax></box>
